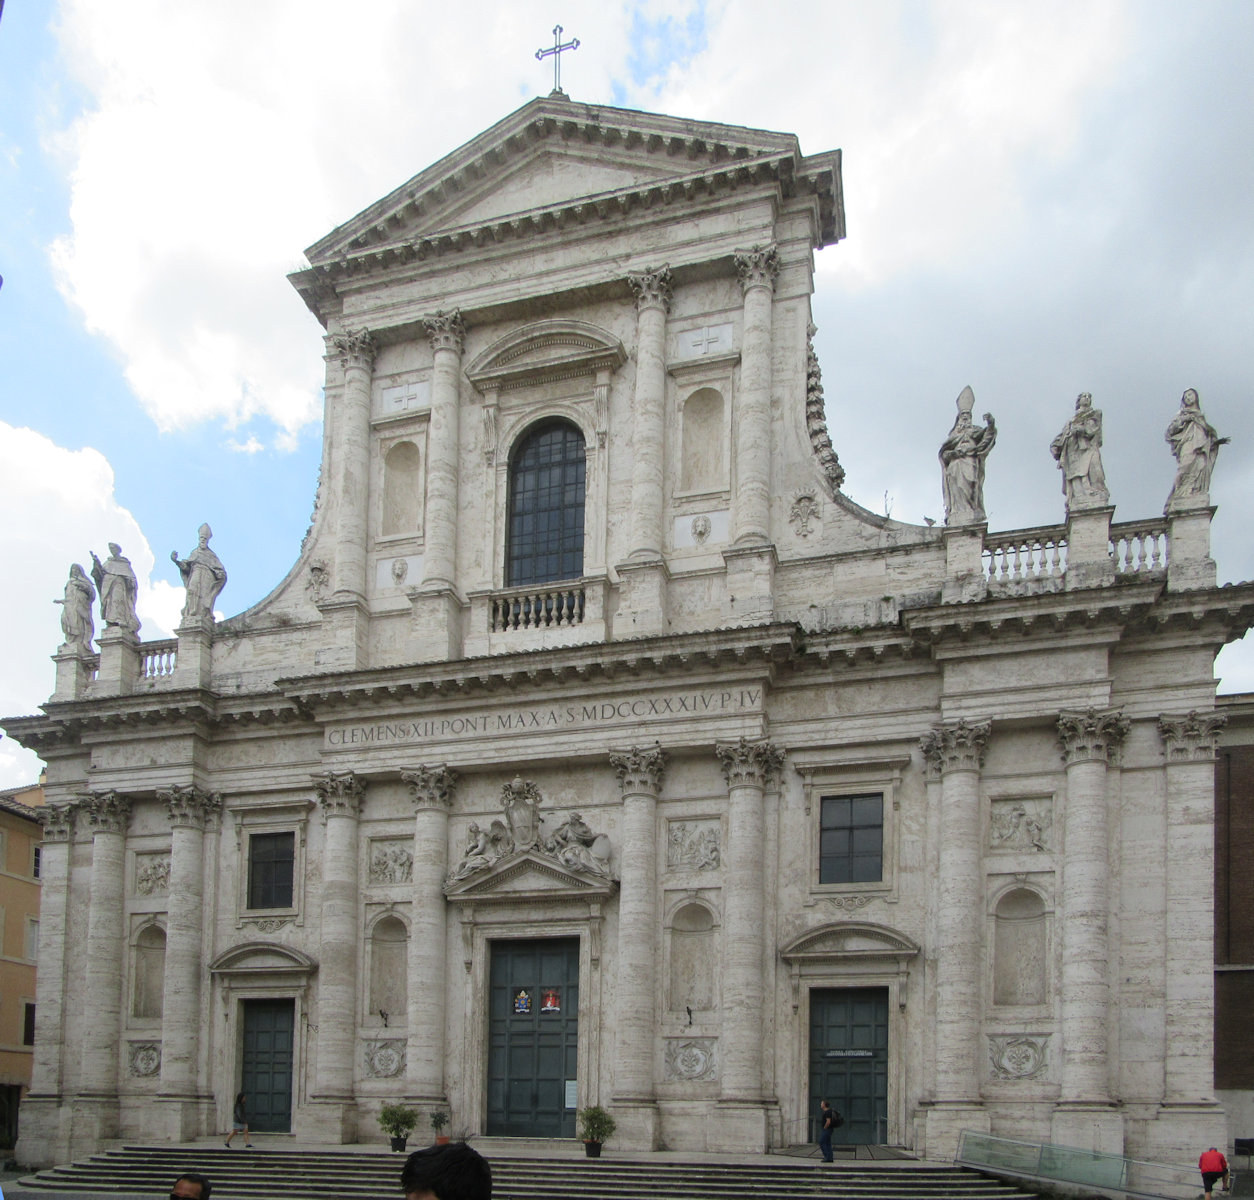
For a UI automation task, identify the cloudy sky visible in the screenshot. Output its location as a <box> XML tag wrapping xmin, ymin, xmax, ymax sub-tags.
<box><xmin>1</xmin><ymin>1</ymin><xmax>1252</xmax><ymax>788</ymax></box>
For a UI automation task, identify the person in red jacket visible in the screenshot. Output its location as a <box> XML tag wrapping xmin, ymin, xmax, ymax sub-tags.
<box><xmin>1199</xmin><ymin>1147</ymin><xmax>1229</xmax><ymax>1199</ymax></box>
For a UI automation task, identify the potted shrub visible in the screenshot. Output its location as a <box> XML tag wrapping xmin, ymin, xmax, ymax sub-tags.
<box><xmin>577</xmin><ymin>1105</ymin><xmax>616</xmax><ymax>1158</ymax></box>
<box><xmin>379</xmin><ymin>1103</ymin><xmax>419</xmax><ymax>1152</ymax></box>
<box><xmin>430</xmin><ymin>1109</ymin><xmax>451</xmax><ymax>1145</ymax></box>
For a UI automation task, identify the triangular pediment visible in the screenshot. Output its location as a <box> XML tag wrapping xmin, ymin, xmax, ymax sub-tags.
<box><xmin>779</xmin><ymin>921</ymin><xmax>919</xmax><ymax>963</ymax></box>
<box><xmin>444</xmin><ymin>848</ymin><xmax>617</xmax><ymax>904</ymax></box>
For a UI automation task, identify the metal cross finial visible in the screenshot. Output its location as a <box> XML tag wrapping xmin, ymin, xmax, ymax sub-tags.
<box><xmin>536</xmin><ymin>24</ymin><xmax>580</xmax><ymax>95</ymax></box>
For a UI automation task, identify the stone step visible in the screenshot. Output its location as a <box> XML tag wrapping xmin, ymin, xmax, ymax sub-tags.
<box><xmin>18</xmin><ymin>1145</ymin><xmax>1039</xmax><ymax>1200</ymax></box>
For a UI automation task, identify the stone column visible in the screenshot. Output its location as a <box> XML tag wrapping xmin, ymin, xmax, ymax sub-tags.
<box><xmin>421</xmin><ymin>310</ymin><xmax>465</xmax><ymax>591</ymax></box>
<box><xmin>732</xmin><ymin>246</ymin><xmax>778</xmax><ymax>546</ymax></box>
<box><xmin>401</xmin><ymin>765</ymin><xmax>457</xmax><ymax>1110</ymax></box>
<box><xmin>609</xmin><ymin>745</ymin><xmax>667</xmax><ymax>1148</ymax></box>
<box><xmin>312</xmin><ymin>771</ymin><xmax>364</xmax><ymax>1139</ymax></box>
<box><xmin>712</xmin><ymin>737</ymin><xmax>783</xmax><ymax>1152</ymax></box>
<box><xmin>919</xmin><ymin>720</ymin><xmax>991</xmax><ymax>1159</ymax></box>
<box><xmin>328</xmin><ymin>330</ymin><xmax>376</xmax><ymax>601</ymax></box>
<box><xmin>1053</xmin><ymin>709</ymin><xmax>1129</xmax><ymax>1151</ymax></box>
<box><xmin>156</xmin><ymin>786</ymin><xmax>220</xmax><ymax>1137</ymax></box>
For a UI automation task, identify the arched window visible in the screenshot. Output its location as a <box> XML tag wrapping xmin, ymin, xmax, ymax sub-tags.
<box><xmin>993</xmin><ymin>888</ymin><xmax>1047</xmax><ymax>1006</ymax></box>
<box><xmin>506</xmin><ymin>420</ymin><xmax>586</xmax><ymax>586</ymax></box>
<box><xmin>369</xmin><ymin>915</ymin><xmax>408</xmax><ymax>1023</ymax></box>
<box><xmin>382</xmin><ymin>441</ymin><xmax>422</xmax><ymax>537</ymax></box>
<box><xmin>133</xmin><ymin>924</ymin><xmax>166</xmax><ymax>1019</ymax></box>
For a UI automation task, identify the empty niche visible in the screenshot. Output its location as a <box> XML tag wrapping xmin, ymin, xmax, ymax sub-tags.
<box><xmin>382</xmin><ymin>441</ymin><xmax>422</xmax><ymax>537</ymax></box>
<box><xmin>667</xmin><ymin>901</ymin><xmax>717</xmax><ymax>1014</ymax></box>
<box><xmin>993</xmin><ymin>888</ymin><xmax>1047</xmax><ymax>1006</ymax></box>
<box><xmin>132</xmin><ymin>924</ymin><xmax>166</xmax><ymax>1019</ymax></box>
<box><xmin>369</xmin><ymin>914</ymin><xmax>408</xmax><ymax>1022</ymax></box>
<box><xmin>680</xmin><ymin>388</ymin><xmax>725</xmax><ymax>493</ymax></box>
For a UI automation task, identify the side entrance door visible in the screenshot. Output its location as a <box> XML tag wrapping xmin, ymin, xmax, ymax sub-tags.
<box><xmin>808</xmin><ymin>987</ymin><xmax>889</xmax><ymax>1145</ymax></box>
<box><xmin>241</xmin><ymin>998</ymin><xmax>295</xmax><ymax>1132</ymax></box>
<box><xmin>487</xmin><ymin>937</ymin><xmax>579</xmax><ymax>1137</ymax></box>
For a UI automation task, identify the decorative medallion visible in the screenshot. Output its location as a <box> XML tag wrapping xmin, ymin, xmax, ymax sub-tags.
<box><xmin>690</xmin><ymin>515</ymin><xmax>712</xmax><ymax>545</ymax></box>
<box><xmin>542</xmin><ymin>989</ymin><xmax>561</xmax><ymax>1013</ymax></box>
<box><xmin>129</xmin><ymin>1041</ymin><xmax>161</xmax><ymax>1077</ymax></box>
<box><xmin>363</xmin><ymin>1039</ymin><xmax>406</xmax><ymax>1079</ymax></box>
<box><xmin>789</xmin><ymin>492</ymin><xmax>820</xmax><ymax>537</ymax></box>
<box><xmin>988</xmin><ymin>1033</ymin><xmax>1049</xmax><ymax>1080</ymax></box>
<box><xmin>665</xmin><ymin>1038</ymin><xmax>718</xmax><ymax>1082</ymax></box>
<box><xmin>514</xmin><ymin>989</ymin><xmax>532</xmax><ymax>1014</ymax></box>
<box><xmin>666</xmin><ymin>821</ymin><xmax>720</xmax><ymax>871</ymax></box>
<box><xmin>390</xmin><ymin>558</ymin><xmax>409</xmax><ymax>585</ymax></box>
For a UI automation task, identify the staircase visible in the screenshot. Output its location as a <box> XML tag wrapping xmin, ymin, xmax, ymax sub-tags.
<box><xmin>17</xmin><ymin>1144</ymin><xmax>1040</xmax><ymax>1200</ymax></box>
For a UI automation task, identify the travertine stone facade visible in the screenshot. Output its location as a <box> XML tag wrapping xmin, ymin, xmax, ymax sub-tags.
<box><xmin>5</xmin><ymin>95</ymin><xmax>1254</xmax><ymax>1169</ymax></box>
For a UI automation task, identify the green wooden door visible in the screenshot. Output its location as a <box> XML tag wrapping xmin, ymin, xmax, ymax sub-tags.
<box><xmin>487</xmin><ymin>938</ymin><xmax>579</xmax><ymax>1137</ymax></box>
<box><xmin>809</xmin><ymin>987</ymin><xmax>888</xmax><ymax>1145</ymax></box>
<box><xmin>240</xmin><ymin>998</ymin><xmax>294</xmax><ymax>1132</ymax></box>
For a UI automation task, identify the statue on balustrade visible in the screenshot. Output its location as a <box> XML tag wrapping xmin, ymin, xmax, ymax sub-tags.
<box><xmin>171</xmin><ymin>522</ymin><xmax>228</xmax><ymax>624</ymax></box>
<box><xmin>939</xmin><ymin>386</ymin><xmax>997</xmax><ymax>525</ymax></box>
<box><xmin>1050</xmin><ymin>392</ymin><xmax>1109</xmax><ymax>512</ymax></box>
<box><xmin>1166</xmin><ymin>388</ymin><xmax>1228</xmax><ymax>508</ymax></box>
<box><xmin>90</xmin><ymin>542</ymin><xmax>141</xmax><ymax>634</ymax></box>
<box><xmin>55</xmin><ymin>563</ymin><xmax>96</xmax><ymax>655</ymax></box>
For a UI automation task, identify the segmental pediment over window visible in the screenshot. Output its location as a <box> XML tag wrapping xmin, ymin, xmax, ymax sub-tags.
<box><xmin>466</xmin><ymin>319</ymin><xmax>626</xmax><ymax>394</ymax></box>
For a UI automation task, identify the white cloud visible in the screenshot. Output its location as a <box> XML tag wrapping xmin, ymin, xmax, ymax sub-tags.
<box><xmin>0</xmin><ymin>422</ymin><xmax>174</xmax><ymax>788</ymax></box>
<box><xmin>227</xmin><ymin>436</ymin><xmax>264</xmax><ymax>455</ymax></box>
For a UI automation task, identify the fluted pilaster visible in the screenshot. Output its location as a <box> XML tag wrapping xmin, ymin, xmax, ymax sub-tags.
<box><xmin>422</xmin><ymin>310</ymin><xmax>466</xmax><ymax>590</ymax></box>
<box><xmin>328</xmin><ymin>330</ymin><xmax>375</xmax><ymax>600</ymax></box>
<box><xmin>732</xmin><ymin>246</ymin><xmax>778</xmax><ymax>545</ymax></box>
<box><xmin>626</xmin><ymin>268</ymin><xmax>671</xmax><ymax>561</ymax></box>
<box><xmin>29</xmin><ymin>805</ymin><xmax>76</xmax><ymax>1098</ymax></box>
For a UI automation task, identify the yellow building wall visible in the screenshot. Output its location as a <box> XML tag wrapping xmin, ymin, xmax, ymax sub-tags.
<box><xmin>0</xmin><ymin>786</ymin><xmax>43</xmax><ymax>1094</ymax></box>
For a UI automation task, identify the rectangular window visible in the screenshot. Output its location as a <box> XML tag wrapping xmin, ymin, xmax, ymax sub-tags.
<box><xmin>819</xmin><ymin>793</ymin><xmax>884</xmax><ymax>884</ymax></box>
<box><xmin>248</xmin><ymin>832</ymin><xmax>295</xmax><ymax>909</ymax></box>
<box><xmin>22</xmin><ymin>1003</ymin><xmax>35</xmax><ymax>1046</ymax></box>
<box><xmin>32</xmin><ymin>845</ymin><xmax>41</xmax><ymax>879</ymax></box>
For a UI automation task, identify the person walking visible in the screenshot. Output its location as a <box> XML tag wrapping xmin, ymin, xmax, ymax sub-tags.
<box><xmin>1200</xmin><ymin>1146</ymin><xmax>1229</xmax><ymax>1200</ymax></box>
<box><xmin>817</xmin><ymin>1098</ymin><xmax>838</xmax><ymax>1163</ymax></box>
<box><xmin>224</xmin><ymin>1092</ymin><xmax>253</xmax><ymax>1148</ymax></box>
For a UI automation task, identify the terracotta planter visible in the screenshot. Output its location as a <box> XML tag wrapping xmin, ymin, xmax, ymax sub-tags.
<box><xmin>435</xmin><ymin>1134</ymin><xmax>451</xmax><ymax>1145</ymax></box>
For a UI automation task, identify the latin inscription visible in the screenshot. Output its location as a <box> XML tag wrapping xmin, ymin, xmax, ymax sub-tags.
<box><xmin>326</xmin><ymin>688</ymin><xmax>763</xmax><ymax>748</ymax></box>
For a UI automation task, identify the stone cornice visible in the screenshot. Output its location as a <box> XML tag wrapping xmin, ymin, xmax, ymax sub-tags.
<box><xmin>610</xmin><ymin>745</ymin><xmax>666</xmax><ymax>795</ymax></box>
<box><xmin>402</xmin><ymin>765</ymin><xmax>458</xmax><ymax>811</ymax></box>
<box><xmin>1056</xmin><ymin>708</ymin><xmax>1130</xmax><ymax>765</ymax></box>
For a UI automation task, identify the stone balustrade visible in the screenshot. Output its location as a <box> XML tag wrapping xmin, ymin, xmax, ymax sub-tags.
<box><xmin>140</xmin><ymin>639</ymin><xmax>178</xmax><ymax>680</ymax></box>
<box><xmin>983</xmin><ymin>526</ymin><xmax>1068</xmax><ymax>589</ymax></box>
<box><xmin>489</xmin><ymin>585</ymin><xmax>586</xmax><ymax>632</ymax></box>
<box><xmin>1110</xmin><ymin>519</ymin><xmax>1168</xmax><ymax>575</ymax></box>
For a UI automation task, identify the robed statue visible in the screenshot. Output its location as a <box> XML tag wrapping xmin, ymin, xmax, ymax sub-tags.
<box><xmin>1165</xmin><ymin>388</ymin><xmax>1228</xmax><ymax>507</ymax></box>
<box><xmin>55</xmin><ymin>563</ymin><xmax>96</xmax><ymax>654</ymax></box>
<box><xmin>940</xmin><ymin>386</ymin><xmax>997</xmax><ymax>525</ymax></box>
<box><xmin>1050</xmin><ymin>392</ymin><xmax>1109</xmax><ymax>512</ymax></box>
<box><xmin>171</xmin><ymin>522</ymin><xmax>228</xmax><ymax>624</ymax></box>
<box><xmin>90</xmin><ymin>543</ymin><xmax>141</xmax><ymax>634</ymax></box>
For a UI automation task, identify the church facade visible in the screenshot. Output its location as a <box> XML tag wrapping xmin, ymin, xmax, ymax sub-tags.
<box><xmin>7</xmin><ymin>95</ymin><xmax>1253</xmax><ymax>1168</ymax></box>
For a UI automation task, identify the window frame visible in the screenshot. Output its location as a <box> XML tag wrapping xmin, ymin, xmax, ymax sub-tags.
<box><xmin>504</xmin><ymin>418</ymin><xmax>587</xmax><ymax>588</ymax></box>
<box><xmin>818</xmin><ymin>792</ymin><xmax>885</xmax><ymax>886</ymax></box>
<box><xmin>247</xmin><ymin>830</ymin><xmax>297</xmax><ymax>910</ymax></box>
<box><xmin>233</xmin><ymin>804</ymin><xmax>311</xmax><ymax>928</ymax></box>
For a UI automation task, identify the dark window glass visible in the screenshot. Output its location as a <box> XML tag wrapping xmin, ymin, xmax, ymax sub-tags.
<box><xmin>506</xmin><ymin>421</ymin><xmax>586</xmax><ymax>586</ymax></box>
<box><xmin>22</xmin><ymin>1002</ymin><xmax>35</xmax><ymax>1046</ymax></box>
<box><xmin>819</xmin><ymin>793</ymin><xmax>883</xmax><ymax>885</ymax></box>
<box><xmin>32</xmin><ymin>845</ymin><xmax>41</xmax><ymax>879</ymax></box>
<box><xmin>248</xmin><ymin>832</ymin><xmax>295</xmax><ymax>909</ymax></box>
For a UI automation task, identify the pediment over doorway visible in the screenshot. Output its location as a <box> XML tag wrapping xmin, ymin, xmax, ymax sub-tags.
<box><xmin>209</xmin><ymin>941</ymin><xmax>318</xmax><ymax>982</ymax></box>
<box><xmin>779</xmin><ymin>921</ymin><xmax>919</xmax><ymax>965</ymax></box>
<box><xmin>444</xmin><ymin>849</ymin><xmax>617</xmax><ymax>906</ymax></box>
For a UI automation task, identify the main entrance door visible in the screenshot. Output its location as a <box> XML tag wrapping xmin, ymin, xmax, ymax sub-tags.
<box><xmin>241</xmin><ymin>998</ymin><xmax>295</xmax><ymax>1132</ymax></box>
<box><xmin>809</xmin><ymin>987</ymin><xmax>888</xmax><ymax>1145</ymax></box>
<box><xmin>487</xmin><ymin>938</ymin><xmax>579</xmax><ymax>1137</ymax></box>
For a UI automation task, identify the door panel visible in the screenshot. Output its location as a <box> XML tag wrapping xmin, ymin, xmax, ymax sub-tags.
<box><xmin>808</xmin><ymin>987</ymin><xmax>889</xmax><ymax>1145</ymax></box>
<box><xmin>241</xmin><ymin>998</ymin><xmax>295</xmax><ymax>1133</ymax></box>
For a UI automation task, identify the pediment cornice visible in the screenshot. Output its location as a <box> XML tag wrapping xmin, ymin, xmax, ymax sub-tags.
<box><xmin>466</xmin><ymin>319</ymin><xmax>627</xmax><ymax>393</ymax></box>
<box><xmin>444</xmin><ymin>848</ymin><xmax>617</xmax><ymax>905</ymax></box>
<box><xmin>780</xmin><ymin>920</ymin><xmax>919</xmax><ymax>964</ymax></box>
<box><xmin>209</xmin><ymin>941</ymin><xmax>318</xmax><ymax>977</ymax></box>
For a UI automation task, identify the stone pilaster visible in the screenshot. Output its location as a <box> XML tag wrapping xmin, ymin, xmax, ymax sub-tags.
<box><xmin>919</xmin><ymin>719</ymin><xmax>991</xmax><ymax>1159</ymax></box>
<box><xmin>732</xmin><ymin>246</ymin><xmax>778</xmax><ymax>547</ymax></box>
<box><xmin>1053</xmin><ymin>708</ymin><xmax>1129</xmax><ymax>1152</ymax></box>
<box><xmin>712</xmin><ymin>736</ymin><xmax>783</xmax><ymax>1152</ymax></box>
<box><xmin>155</xmin><ymin>786</ymin><xmax>220</xmax><ymax>1139</ymax></box>
<box><xmin>311</xmin><ymin>771</ymin><xmax>365</xmax><ymax>1140</ymax></box>
<box><xmin>1064</xmin><ymin>506</ymin><xmax>1115</xmax><ymax>590</ymax></box>
<box><xmin>94</xmin><ymin>627</ymin><xmax>140</xmax><ymax>695</ymax></box>
<box><xmin>401</xmin><ymin>765</ymin><xmax>457</xmax><ymax>1107</ymax></box>
<box><xmin>1166</xmin><ymin>505</ymin><xmax>1218</xmax><ymax>591</ymax></box>
<box><xmin>609</xmin><ymin>745</ymin><xmax>667</xmax><ymax>1149</ymax></box>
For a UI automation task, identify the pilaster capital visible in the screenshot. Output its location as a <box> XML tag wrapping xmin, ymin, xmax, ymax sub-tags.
<box><xmin>423</xmin><ymin>309</ymin><xmax>466</xmax><ymax>355</ymax></box>
<box><xmin>716</xmin><ymin>737</ymin><xmax>784</xmax><ymax>788</ymax></box>
<box><xmin>919</xmin><ymin>718</ymin><xmax>991</xmax><ymax>776</ymax></box>
<box><xmin>1158</xmin><ymin>710</ymin><xmax>1227</xmax><ymax>763</ymax></box>
<box><xmin>627</xmin><ymin>265</ymin><xmax>672</xmax><ymax>313</ymax></box>
<box><xmin>83</xmin><ymin>790</ymin><xmax>132</xmax><ymax>835</ymax></box>
<box><xmin>40</xmin><ymin>803</ymin><xmax>77</xmax><ymax>843</ymax></box>
<box><xmin>610</xmin><ymin>745</ymin><xmax>666</xmax><ymax>795</ymax></box>
<box><xmin>329</xmin><ymin>329</ymin><xmax>376</xmax><ymax>373</ymax></box>
<box><xmin>313</xmin><ymin>770</ymin><xmax>365</xmax><ymax>820</ymax></box>
<box><xmin>401</xmin><ymin>765</ymin><xmax>458</xmax><ymax>811</ymax></box>
<box><xmin>1056</xmin><ymin>708</ymin><xmax>1130</xmax><ymax>765</ymax></box>
<box><xmin>734</xmin><ymin>244</ymin><xmax>780</xmax><ymax>295</ymax></box>
<box><xmin>158</xmin><ymin>784</ymin><xmax>221</xmax><ymax>829</ymax></box>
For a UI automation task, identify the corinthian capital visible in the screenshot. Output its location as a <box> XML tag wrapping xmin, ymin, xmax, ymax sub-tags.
<box><xmin>610</xmin><ymin>745</ymin><xmax>666</xmax><ymax>795</ymax></box>
<box><xmin>424</xmin><ymin>309</ymin><xmax>466</xmax><ymax>354</ymax></box>
<box><xmin>716</xmin><ymin>737</ymin><xmax>785</xmax><ymax>788</ymax></box>
<box><xmin>1056</xmin><ymin>708</ymin><xmax>1130</xmax><ymax>765</ymax></box>
<box><xmin>627</xmin><ymin>266</ymin><xmax>672</xmax><ymax>313</ymax></box>
<box><xmin>83</xmin><ymin>790</ymin><xmax>132</xmax><ymax>835</ymax></box>
<box><xmin>158</xmin><ymin>784</ymin><xmax>221</xmax><ymax>829</ymax></box>
<box><xmin>919</xmin><ymin>719</ymin><xmax>991</xmax><ymax>776</ymax></box>
<box><xmin>402</xmin><ymin>765</ymin><xmax>458</xmax><ymax>811</ymax></box>
<box><xmin>330</xmin><ymin>329</ymin><xmax>376</xmax><ymax>372</ymax></box>
<box><xmin>734</xmin><ymin>244</ymin><xmax>780</xmax><ymax>294</ymax></box>
<box><xmin>313</xmin><ymin>770</ymin><xmax>365</xmax><ymax>820</ymax></box>
<box><xmin>41</xmin><ymin>804</ymin><xmax>77</xmax><ymax>843</ymax></box>
<box><xmin>1158</xmin><ymin>710</ymin><xmax>1226</xmax><ymax>763</ymax></box>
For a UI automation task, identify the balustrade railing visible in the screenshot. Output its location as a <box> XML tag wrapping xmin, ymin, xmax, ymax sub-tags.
<box><xmin>490</xmin><ymin>585</ymin><xmax>586</xmax><ymax>632</ymax></box>
<box><xmin>140</xmin><ymin>639</ymin><xmax>178</xmax><ymax>679</ymax></box>
<box><xmin>1110</xmin><ymin>519</ymin><xmax>1168</xmax><ymax>575</ymax></box>
<box><xmin>983</xmin><ymin>526</ymin><xmax>1068</xmax><ymax>587</ymax></box>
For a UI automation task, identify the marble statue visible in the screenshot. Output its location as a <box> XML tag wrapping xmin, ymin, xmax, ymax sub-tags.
<box><xmin>940</xmin><ymin>386</ymin><xmax>997</xmax><ymax>525</ymax></box>
<box><xmin>1050</xmin><ymin>392</ymin><xmax>1109</xmax><ymax>512</ymax></box>
<box><xmin>55</xmin><ymin>563</ymin><xmax>96</xmax><ymax>654</ymax></box>
<box><xmin>546</xmin><ymin>811</ymin><xmax>611</xmax><ymax>877</ymax></box>
<box><xmin>171</xmin><ymin>523</ymin><xmax>228</xmax><ymax>624</ymax></box>
<box><xmin>89</xmin><ymin>543</ymin><xmax>141</xmax><ymax>633</ymax></box>
<box><xmin>1165</xmin><ymin>388</ymin><xmax>1228</xmax><ymax>507</ymax></box>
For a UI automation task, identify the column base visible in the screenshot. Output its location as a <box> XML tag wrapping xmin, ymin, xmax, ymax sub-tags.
<box><xmin>409</xmin><ymin>586</ymin><xmax>465</xmax><ymax>663</ymax></box>
<box><xmin>707</xmin><ymin>1100</ymin><xmax>769</xmax><ymax>1154</ymax></box>
<box><xmin>67</xmin><ymin>1094</ymin><xmax>120</xmax><ymax>1158</ymax></box>
<box><xmin>609</xmin><ymin>1099</ymin><xmax>660</xmax><ymax>1150</ymax></box>
<box><xmin>615</xmin><ymin>559</ymin><xmax>669</xmax><ymax>637</ymax></box>
<box><xmin>923</xmin><ymin>1102</ymin><xmax>989</xmax><ymax>1162</ymax></box>
<box><xmin>296</xmin><ymin>1097</ymin><xmax>358</xmax><ymax>1144</ymax></box>
<box><xmin>14</xmin><ymin>1094</ymin><xmax>71</xmax><ymax>1170</ymax></box>
<box><xmin>1141</xmin><ymin>1102</ymin><xmax>1227</xmax><ymax>1167</ymax></box>
<box><xmin>1051</xmin><ymin>1103</ymin><xmax>1124</xmax><ymax>1155</ymax></box>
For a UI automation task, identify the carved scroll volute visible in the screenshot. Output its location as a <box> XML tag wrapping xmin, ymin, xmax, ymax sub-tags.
<box><xmin>919</xmin><ymin>719</ymin><xmax>992</xmax><ymax>776</ymax></box>
<box><xmin>734</xmin><ymin>244</ymin><xmax>780</xmax><ymax>294</ymax></box>
<box><xmin>423</xmin><ymin>309</ymin><xmax>466</xmax><ymax>355</ymax></box>
<box><xmin>627</xmin><ymin>266</ymin><xmax>672</xmax><ymax>313</ymax></box>
<box><xmin>716</xmin><ymin>737</ymin><xmax>785</xmax><ymax>789</ymax></box>
<box><xmin>1158</xmin><ymin>710</ymin><xmax>1227</xmax><ymax>763</ymax></box>
<box><xmin>402</xmin><ymin>765</ymin><xmax>458</xmax><ymax>812</ymax></box>
<box><xmin>1056</xmin><ymin>709</ymin><xmax>1131</xmax><ymax>765</ymax></box>
<box><xmin>313</xmin><ymin>770</ymin><xmax>366</xmax><ymax>821</ymax></box>
<box><xmin>41</xmin><ymin>804</ymin><xmax>77</xmax><ymax>843</ymax></box>
<box><xmin>610</xmin><ymin>745</ymin><xmax>666</xmax><ymax>796</ymax></box>
<box><xmin>83</xmin><ymin>790</ymin><xmax>132</xmax><ymax>835</ymax></box>
<box><xmin>158</xmin><ymin>784</ymin><xmax>222</xmax><ymax>829</ymax></box>
<box><xmin>330</xmin><ymin>329</ymin><xmax>376</xmax><ymax>373</ymax></box>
